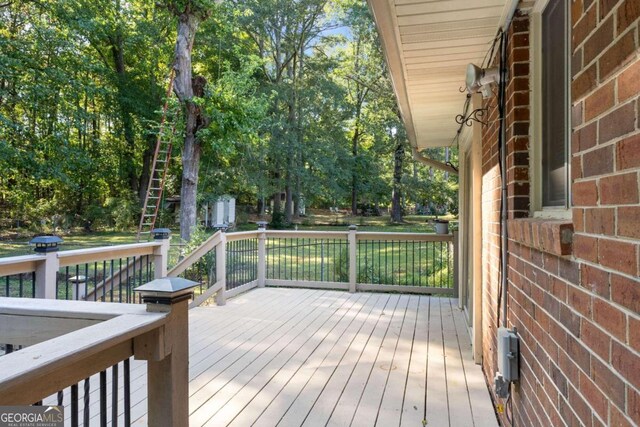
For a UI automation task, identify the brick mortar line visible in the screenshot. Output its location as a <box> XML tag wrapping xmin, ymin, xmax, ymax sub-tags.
<box><xmin>509</xmin><ymin>244</ymin><xmax>640</xmax><ymax>319</ymax></box>
<box><xmin>572</xmin><ymin>15</ymin><xmax>639</xmax><ymax>76</ymax></box>
<box><xmin>507</xmin><ymin>277</ymin><xmax>629</xmax><ymax>425</ymax></box>
<box><xmin>508</xmin><ymin>301</ymin><xmax>578</xmax><ymax>426</ymax></box>
<box><xmin>510</xmin><ymin>252</ymin><xmax>640</xmax><ymax>368</ymax></box>
<box><xmin>573</xmin><ymin>96</ymin><xmax>639</xmax><ymax>133</ymax></box>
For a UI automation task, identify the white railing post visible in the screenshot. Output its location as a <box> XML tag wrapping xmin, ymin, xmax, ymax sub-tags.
<box><xmin>348</xmin><ymin>225</ymin><xmax>357</xmax><ymax>293</ymax></box>
<box><xmin>35</xmin><ymin>252</ymin><xmax>59</xmax><ymax>299</ymax></box>
<box><xmin>453</xmin><ymin>230</ymin><xmax>459</xmax><ymax>300</ymax></box>
<box><xmin>257</xmin><ymin>223</ymin><xmax>267</xmax><ymax>287</ymax></box>
<box><xmin>216</xmin><ymin>233</ymin><xmax>227</xmax><ymax>306</ymax></box>
<box><xmin>30</xmin><ymin>236</ymin><xmax>63</xmax><ymax>299</ymax></box>
<box><xmin>152</xmin><ymin>229</ymin><xmax>172</xmax><ymax>279</ymax></box>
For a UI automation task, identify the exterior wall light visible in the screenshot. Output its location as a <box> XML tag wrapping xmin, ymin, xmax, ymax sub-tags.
<box><xmin>466</xmin><ymin>63</ymin><xmax>501</xmax><ymax>98</ymax></box>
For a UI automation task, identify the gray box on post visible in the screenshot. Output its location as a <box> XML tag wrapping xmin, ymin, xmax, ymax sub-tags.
<box><xmin>497</xmin><ymin>327</ymin><xmax>519</xmax><ymax>382</ymax></box>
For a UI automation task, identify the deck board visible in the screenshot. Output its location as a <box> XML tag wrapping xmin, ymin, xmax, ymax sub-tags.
<box><xmin>44</xmin><ymin>288</ymin><xmax>498</xmax><ymax>427</ymax></box>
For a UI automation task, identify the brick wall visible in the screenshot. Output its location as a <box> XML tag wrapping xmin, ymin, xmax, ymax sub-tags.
<box><xmin>481</xmin><ymin>1</ymin><xmax>640</xmax><ymax>426</ymax></box>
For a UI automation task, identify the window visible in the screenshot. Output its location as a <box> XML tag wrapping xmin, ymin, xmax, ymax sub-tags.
<box><xmin>532</xmin><ymin>0</ymin><xmax>571</xmax><ymax>213</ymax></box>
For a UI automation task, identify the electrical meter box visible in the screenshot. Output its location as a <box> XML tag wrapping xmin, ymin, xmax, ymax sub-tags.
<box><xmin>497</xmin><ymin>327</ymin><xmax>519</xmax><ymax>382</ymax></box>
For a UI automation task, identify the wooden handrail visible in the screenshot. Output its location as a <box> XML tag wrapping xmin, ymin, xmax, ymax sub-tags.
<box><xmin>356</xmin><ymin>231</ymin><xmax>454</xmax><ymax>242</ymax></box>
<box><xmin>265</xmin><ymin>230</ymin><xmax>349</xmax><ymax>239</ymax></box>
<box><xmin>58</xmin><ymin>242</ymin><xmax>161</xmax><ymax>267</ymax></box>
<box><xmin>167</xmin><ymin>231</ymin><xmax>223</xmax><ymax>277</ymax></box>
<box><xmin>0</xmin><ymin>298</ymin><xmax>167</xmax><ymax>405</ymax></box>
<box><xmin>0</xmin><ymin>254</ymin><xmax>42</xmax><ymax>277</ymax></box>
<box><xmin>225</xmin><ymin>231</ymin><xmax>259</xmax><ymax>242</ymax></box>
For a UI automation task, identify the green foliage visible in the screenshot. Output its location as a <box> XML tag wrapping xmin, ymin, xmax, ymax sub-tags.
<box><xmin>105</xmin><ymin>193</ymin><xmax>140</xmax><ymax>231</ymax></box>
<box><xmin>0</xmin><ymin>0</ymin><xmax>459</xmax><ymax>231</ymax></box>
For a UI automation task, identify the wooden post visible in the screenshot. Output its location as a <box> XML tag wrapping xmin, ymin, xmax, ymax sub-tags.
<box><xmin>154</xmin><ymin>240</ymin><xmax>171</xmax><ymax>280</ymax></box>
<box><xmin>452</xmin><ymin>230</ymin><xmax>459</xmax><ymax>301</ymax></box>
<box><xmin>348</xmin><ymin>225</ymin><xmax>357</xmax><ymax>293</ymax></box>
<box><xmin>135</xmin><ymin>278</ymin><xmax>196</xmax><ymax>427</ymax></box>
<box><xmin>35</xmin><ymin>252</ymin><xmax>59</xmax><ymax>299</ymax></box>
<box><xmin>216</xmin><ymin>233</ymin><xmax>227</xmax><ymax>306</ymax></box>
<box><xmin>257</xmin><ymin>227</ymin><xmax>266</xmax><ymax>288</ymax></box>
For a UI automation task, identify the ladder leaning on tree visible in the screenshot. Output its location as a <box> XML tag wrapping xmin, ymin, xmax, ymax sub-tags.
<box><xmin>137</xmin><ymin>72</ymin><xmax>177</xmax><ymax>242</ymax></box>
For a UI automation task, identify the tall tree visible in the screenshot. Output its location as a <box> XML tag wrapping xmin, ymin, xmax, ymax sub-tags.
<box><xmin>166</xmin><ymin>0</ymin><xmax>212</xmax><ymax>241</ymax></box>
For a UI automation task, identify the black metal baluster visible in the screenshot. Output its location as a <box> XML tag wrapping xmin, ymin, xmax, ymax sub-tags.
<box><xmin>100</xmin><ymin>370</ymin><xmax>107</xmax><ymax>427</ymax></box>
<box><xmin>5</xmin><ymin>276</ymin><xmax>9</xmax><ymax>297</ymax></box>
<box><xmin>411</xmin><ymin>240</ymin><xmax>416</xmax><ymax>286</ymax></box>
<box><xmin>57</xmin><ymin>390</ymin><xmax>63</xmax><ymax>406</ymax></box>
<box><xmin>124</xmin><ymin>359</ymin><xmax>131</xmax><ymax>427</ymax></box>
<box><xmin>138</xmin><ymin>257</ymin><xmax>143</xmax><ymax>296</ymax></box>
<box><xmin>101</xmin><ymin>261</ymin><xmax>106</xmax><ymax>301</ymax></box>
<box><xmin>31</xmin><ymin>272</ymin><xmax>36</xmax><ymax>297</ymax></box>
<box><xmin>84</xmin><ymin>264</ymin><xmax>89</xmax><ymax>301</ymax></box>
<box><xmin>405</xmin><ymin>241</ymin><xmax>409</xmax><ymax>286</ymax></box>
<box><xmin>109</xmin><ymin>259</ymin><xmax>114</xmax><ymax>302</ymax></box>
<box><xmin>19</xmin><ymin>274</ymin><xmax>23</xmax><ymax>297</ymax></box>
<box><xmin>83</xmin><ymin>378</ymin><xmax>90</xmax><ymax>426</ymax></box>
<box><xmin>447</xmin><ymin>240</ymin><xmax>451</xmax><ymax>287</ymax></box>
<box><xmin>93</xmin><ymin>262</ymin><xmax>98</xmax><ymax>301</ymax></box>
<box><xmin>125</xmin><ymin>258</ymin><xmax>130</xmax><ymax>303</ymax></box>
<box><xmin>112</xmin><ymin>364</ymin><xmax>119</xmax><ymax>427</ymax></box>
<box><xmin>131</xmin><ymin>257</ymin><xmax>137</xmax><ymax>301</ymax></box>
<box><xmin>71</xmin><ymin>383</ymin><xmax>79</xmax><ymax>427</ymax></box>
<box><xmin>65</xmin><ymin>266</ymin><xmax>70</xmax><ymax>300</ymax></box>
<box><xmin>440</xmin><ymin>241</ymin><xmax>443</xmax><ymax>288</ymax></box>
<box><xmin>298</xmin><ymin>238</ymin><xmax>302</xmax><ymax>281</ymax></box>
<box><xmin>118</xmin><ymin>258</ymin><xmax>123</xmax><ymax>303</ymax></box>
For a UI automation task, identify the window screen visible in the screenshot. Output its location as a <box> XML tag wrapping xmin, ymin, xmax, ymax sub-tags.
<box><xmin>541</xmin><ymin>0</ymin><xmax>568</xmax><ymax>207</ymax></box>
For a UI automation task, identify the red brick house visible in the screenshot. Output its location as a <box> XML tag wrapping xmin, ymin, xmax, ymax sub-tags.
<box><xmin>368</xmin><ymin>0</ymin><xmax>640</xmax><ymax>425</ymax></box>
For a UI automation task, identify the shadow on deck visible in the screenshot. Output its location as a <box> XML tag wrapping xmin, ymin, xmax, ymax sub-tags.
<box><xmin>48</xmin><ymin>287</ymin><xmax>499</xmax><ymax>426</ymax></box>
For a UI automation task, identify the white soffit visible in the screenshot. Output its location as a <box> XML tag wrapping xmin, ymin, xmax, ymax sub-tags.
<box><xmin>368</xmin><ymin>0</ymin><xmax>516</xmax><ymax>149</ymax></box>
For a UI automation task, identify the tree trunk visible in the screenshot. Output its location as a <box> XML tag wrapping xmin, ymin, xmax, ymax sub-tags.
<box><xmin>350</xmin><ymin>126</ymin><xmax>360</xmax><ymax>216</ymax></box>
<box><xmin>172</xmin><ymin>10</ymin><xmax>208</xmax><ymax>242</ymax></box>
<box><xmin>391</xmin><ymin>136</ymin><xmax>404</xmax><ymax>223</ymax></box>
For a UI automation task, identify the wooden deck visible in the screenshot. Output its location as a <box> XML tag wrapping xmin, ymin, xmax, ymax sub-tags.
<box><xmin>48</xmin><ymin>287</ymin><xmax>498</xmax><ymax>426</ymax></box>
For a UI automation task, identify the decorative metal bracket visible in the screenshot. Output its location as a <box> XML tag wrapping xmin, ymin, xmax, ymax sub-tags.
<box><xmin>455</xmin><ymin>108</ymin><xmax>488</xmax><ymax>127</ymax></box>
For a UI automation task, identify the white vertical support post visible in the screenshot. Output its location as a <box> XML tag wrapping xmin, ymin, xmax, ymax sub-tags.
<box><xmin>257</xmin><ymin>224</ymin><xmax>266</xmax><ymax>287</ymax></box>
<box><xmin>30</xmin><ymin>236</ymin><xmax>63</xmax><ymax>299</ymax></box>
<box><xmin>216</xmin><ymin>233</ymin><xmax>227</xmax><ymax>306</ymax></box>
<box><xmin>348</xmin><ymin>225</ymin><xmax>357</xmax><ymax>293</ymax></box>
<box><xmin>151</xmin><ymin>229</ymin><xmax>171</xmax><ymax>279</ymax></box>
<box><xmin>453</xmin><ymin>230</ymin><xmax>459</xmax><ymax>302</ymax></box>
<box><xmin>35</xmin><ymin>252</ymin><xmax>59</xmax><ymax>299</ymax></box>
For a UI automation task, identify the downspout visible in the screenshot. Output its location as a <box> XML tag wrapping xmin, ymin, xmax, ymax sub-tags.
<box><xmin>410</xmin><ymin>145</ymin><xmax>459</xmax><ymax>176</ymax></box>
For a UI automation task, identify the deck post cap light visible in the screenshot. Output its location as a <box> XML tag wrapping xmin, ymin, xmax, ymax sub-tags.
<box><xmin>257</xmin><ymin>221</ymin><xmax>268</xmax><ymax>229</ymax></box>
<box><xmin>349</xmin><ymin>224</ymin><xmax>358</xmax><ymax>231</ymax></box>
<box><xmin>30</xmin><ymin>235</ymin><xmax>63</xmax><ymax>253</ymax></box>
<box><xmin>151</xmin><ymin>228</ymin><xmax>171</xmax><ymax>240</ymax></box>
<box><xmin>134</xmin><ymin>277</ymin><xmax>199</xmax><ymax>308</ymax></box>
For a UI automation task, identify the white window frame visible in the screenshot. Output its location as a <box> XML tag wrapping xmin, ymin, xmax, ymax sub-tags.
<box><xmin>530</xmin><ymin>0</ymin><xmax>572</xmax><ymax>219</ymax></box>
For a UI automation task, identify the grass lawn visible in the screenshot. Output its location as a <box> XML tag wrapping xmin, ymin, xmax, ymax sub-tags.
<box><xmin>0</xmin><ymin>212</ymin><xmax>456</xmax><ymax>258</ymax></box>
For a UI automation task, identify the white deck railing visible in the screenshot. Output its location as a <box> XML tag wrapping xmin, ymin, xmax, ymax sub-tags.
<box><xmin>0</xmin><ymin>227</ymin><xmax>458</xmax><ymax>306</ymax></box>
<box><xmin>0</xmin><ymin>294</ymin><xmax>190</xmax><ymax>425</ymax></box>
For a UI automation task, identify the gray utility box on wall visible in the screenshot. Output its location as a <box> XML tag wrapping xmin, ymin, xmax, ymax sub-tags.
<box><xmin>494</xmin><ymin>327</ymin><xmax>519</xmax><ymax>398</ymax></box>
